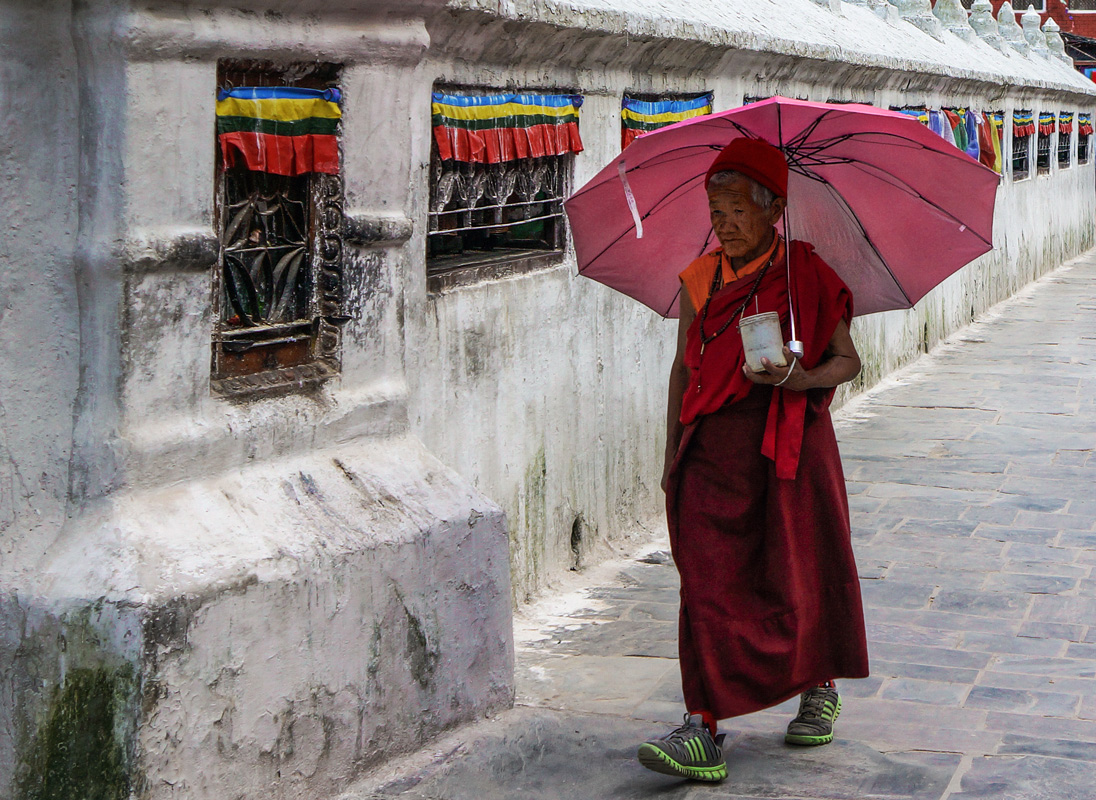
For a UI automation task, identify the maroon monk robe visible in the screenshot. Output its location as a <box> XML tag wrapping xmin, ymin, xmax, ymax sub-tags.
<box><xmin>666</xmin><ymin>240</ymin><xmax>870</xmax><ymax>720</ymax></box>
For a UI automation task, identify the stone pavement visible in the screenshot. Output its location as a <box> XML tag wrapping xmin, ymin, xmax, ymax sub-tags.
<box><xmin>347</xmin><ymin>252</ymin><xmax>1096</xmax><ymax>800</ymax></box>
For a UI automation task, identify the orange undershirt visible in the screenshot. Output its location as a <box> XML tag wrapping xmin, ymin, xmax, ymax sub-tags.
<box><xmin>679</xmin><ymin>233</ymin><xmax>782</xmax><ymax>312</ymax></box>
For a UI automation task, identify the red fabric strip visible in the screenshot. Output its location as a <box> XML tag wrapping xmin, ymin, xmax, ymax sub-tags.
<box><xmin>433</xmin><ymin>121</ymin><xmax>583</xmax><ymax>164</ymax></box>
<box><xmin>1038</xmin><ymin>123</ymin><xmax>1055</xmax><ymax>136</ymax></box>
<box><xmin>622</xmin><ymin>127</ymin><xmax>642</xmax><ymax>149</ymax></box>
<box><xmin>219</xmin><ymin>131</ymin><xmax>339</xmax><ymax>175</ymax></box>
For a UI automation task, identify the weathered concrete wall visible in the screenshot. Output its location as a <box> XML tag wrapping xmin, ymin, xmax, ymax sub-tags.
<box><xmin>0</xmin><ymin>0</ymin><xmax>80</xmax><ymax>577</ymax></box>
<box><xmin>411</xmin><ymin>1</ymin><xmax>1096</xmax><ymax>601</ymax></box>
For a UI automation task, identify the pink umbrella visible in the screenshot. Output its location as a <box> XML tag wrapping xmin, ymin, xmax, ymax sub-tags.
<box><xmin>564</xmin><ymin>97</ymin><xmax>999</xmax><ymax>318</ymax></box>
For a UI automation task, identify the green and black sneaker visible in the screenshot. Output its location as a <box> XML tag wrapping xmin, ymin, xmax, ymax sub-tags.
<box><xmin>637</xmin><ymin>714</ymin><xmax>727</xmax><ymax>782</ymax></box>
<box><xmin>785</xmin><ymin>685</ymin><xmax>842</xmax><ymax>746</ymax></box>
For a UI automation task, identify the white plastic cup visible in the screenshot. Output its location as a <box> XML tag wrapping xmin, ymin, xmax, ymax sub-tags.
<box><xmin>739</xmin><ymin>311</ymin><xmax>788</xmax><ymax>372</ymax></box>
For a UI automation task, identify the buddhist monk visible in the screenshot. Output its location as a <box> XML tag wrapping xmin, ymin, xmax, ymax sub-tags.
<box><xmin>637</xmin><ymin>138</ymin><xmax>870</xmax><ymax>782</ymax></box>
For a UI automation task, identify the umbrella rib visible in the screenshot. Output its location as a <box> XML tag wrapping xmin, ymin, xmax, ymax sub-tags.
<box><xmin>838</xmin><ymin>160</ymin><xmax>994</xmax><ymax>248</ymax></box>
<box><xmin>809</xmin><ymin>182</ymin><xmax>915</xmax><ymax>309</ymax></box>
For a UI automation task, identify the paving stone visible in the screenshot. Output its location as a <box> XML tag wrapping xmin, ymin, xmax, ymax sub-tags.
<box><xmin>987</xmin><ymin>654</ymin><xmax>1096</xmax><ymax>679</ymax></box>
<box><xmin>1057</xmin><ymin>530</ymin><xmax>1096</xmax><ymax>548</ymax></box>
<box><xmin>976</xmin><ymin>670</ymin><xmax>1096</xmax><ymax>695</ymax></box>
<box><xmin>1018</xmin><ymin>620</ymin><xmax>1086</xmax><ymax>641</ymax></box>
<box><xmin>983</xmin><ymin>713</ymin><xmax>1096</xmax><ymax>744</ymax></box>
<box><xmin>857</xmin><ymin>560</ymin><xmax>891</xmax><ymax>580</ymax></box>
<box><xmin>623</xmin><ymin>601</ymin><xmax>680</xmax><ymax>623</ymax></box>
<box><xmin>858</xmin><ymin>580</ymin><xmax>935</xmax><ymax>610</ymax></box>
<box><xmin>542</xmin><ymin>619</ymin><xmax>679</xmax><ymax>659</ymax></box>
<box><xmin>960</xmin><ymin>504</ymin><xmax>1020</xmax><ymax>525</ymax></box>
<box><xmin>963</xmin><ymin>685</ymin><xmax>1081</xmax><ymax>717</ymax></box>
<box><xmin>1001</xmin><ymin>542</ymin><xmax>1080</xmax><ymax>563</ymax></box>
<box><xmin>973</xmin><ymin>524</ymin><xmax>1059</xmax><ymax>545</ymax></box>
<box><xmin>996</xmin><ymin>734</ymin><xmax>1096</xmax><ymax>762</ymax></box>
<box><xmin>1064</xmin><ymin>641</ymin><xmax>1096</xmax><ymax>660</ymax></box>
<box><xmin>867</xmin><ymin>642</ymin><xmax>991</xmax><ymax>670</ymax></box>
<box><xmin>894</xmin><ymin>518</ymin><xmax>981</xmax><ymax>538</ymax></box>
<box><xmin>868</xmin><ymin>606</ymin><xmax>1021</xmax><ymax>635</ymax></box>
<box><xmin>1028</xmin><ymin>595</ymin><xmax>1096</xmax><ymax>625</ymax></box>
<box><xmin>949</xmin><ymin>752</ymin><xmax>1096</xmax><ymax>797</ymax></box>
<box><xmin>958</xmin><ymin>631</ymin><xmax>1067</xmax><ymax>657</ymax></box>
<box><xmin>931</xmin><ymin>589</ymin><xmax>1029</xmax><ymax>618</ymax></box>
<box><xmin>869</xmin><ymin>659</ymin><xmax>980</xmax><ymax>685</ymax></box>
<box><xmin>881</xmin><ymin>565</ymin><xmax>984</xmax><ymax>588</ymax></box>
<box><xmin>981</xmin><ymin>572</ymin><xmax>1077</xmax><ymax>595</ymax></box>
<box><xmin>866</xmin><ymin>622</ymin><xmax>962</xmax><ymax>649</ymax></box>
<box><xmin>1013</xmin><ymin>510</ymin><xmax>1095</xmax><ymax>531</ymax></box>
<box><xmin>1001</xmin><ymin>559</ymin><xmax>1088</xmax><ymax>577</ymax></box>
<box><xmin>879</xmin><ymin>678</ymin><xmax>969</xmax><ymax>706</ymax></box>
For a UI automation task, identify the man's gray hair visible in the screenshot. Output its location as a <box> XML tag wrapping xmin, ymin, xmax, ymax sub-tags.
<box><xmin>708</xmin><ymin>170</ymin><xmax>777</xmax><ymax>209</ymax></box>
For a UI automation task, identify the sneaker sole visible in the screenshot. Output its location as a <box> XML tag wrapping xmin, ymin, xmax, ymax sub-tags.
<box><xmin>637</xmin><ymin>743</ymin><xmax>727</xmax><ymax>782</ymax></box>
<box><xmin>785</xmin><ymin>696</ymin><xmax>842</xmax><ymax>747</ymax></box>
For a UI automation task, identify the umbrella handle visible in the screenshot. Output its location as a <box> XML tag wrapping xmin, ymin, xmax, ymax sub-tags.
<box><xmin>782</xmin><ymin>214</ymin><xmax>805</xmax><ymax>358</ymax></box>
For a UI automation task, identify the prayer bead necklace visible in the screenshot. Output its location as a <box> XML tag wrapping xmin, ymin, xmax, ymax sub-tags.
<box><xmin>696</xmin><ymin>242</ymin><xmax>778</xmax><ymax>393</ymax></box>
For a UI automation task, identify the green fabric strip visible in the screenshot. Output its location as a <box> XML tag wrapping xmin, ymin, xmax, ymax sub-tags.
<box><xmin>431</xmin><ymin>112</ymin><xmax>580</xmax><ymax>131</ymax></box>
<box><xmin>216</xmin><ymin>115</ymin><xmax>341</xmax><ymax>137</ymax></box>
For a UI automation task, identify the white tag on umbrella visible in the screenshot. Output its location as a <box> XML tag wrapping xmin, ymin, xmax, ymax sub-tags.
<box><xmin>618</xmin><ymin>161</ymin><xmax>644</xmax><ymax>239</ymax></box>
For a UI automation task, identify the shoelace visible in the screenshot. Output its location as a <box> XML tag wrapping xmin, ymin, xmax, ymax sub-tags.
<box><xmin>798</xmin><ymin>691</ymin><xmax>833</xmax><ymax>719</ymax></box>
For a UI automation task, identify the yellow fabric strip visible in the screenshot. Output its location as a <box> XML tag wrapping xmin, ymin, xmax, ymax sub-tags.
<box><xmin>215</xmin><ymin>97</ymin><xmax>342</xmax><ymax>122</ymax></box>
<box><xmin>621</xmin><ymin>106</ymin><xmax>711</xmax><ymax>125</ymax></box>
<box><xmin>431</xmin><ymin>101</ymin><xmax>578</xmax><ymax>121</ymax></box>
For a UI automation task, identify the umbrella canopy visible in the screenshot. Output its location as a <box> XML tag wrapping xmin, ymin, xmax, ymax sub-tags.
<box><xmin>564</xmin><ymin>97</ymin><xmax>1000</xmax><ymax>318</ymax></box>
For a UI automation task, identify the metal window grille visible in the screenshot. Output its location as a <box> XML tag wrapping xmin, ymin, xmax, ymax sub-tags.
<box><xmin>212</xmin><ymin>62</ymin><xmax>346</xmax><ymax>396</ymax></box>
<box><xmin>427</xmin><ymin>148</ymin><xmax>570</xmax><ymax>277</ymax></box>
<box><xmin>1080</xmin><ymin>135</ymin><xmax>1092</xmax><ymax>164</ymax></box>
<box><xmin>1058</xmin><ymin>131</ymin><xmax>1072</xmax><ymax>168</ymax></box>
<box><xmin>1036</xmin><ymin>131</ymin><xmax>1052</xmax><ymax>175</ymax></box>
<box><xmin>1012</xmin><ymin>134</ymin><xmax>1031</xmax><ymax>181</ymax></box>
<box><xmin>1070</xmin><ymin>0</ymin><xmax>1096</xmax><ymax>9</ymax></box>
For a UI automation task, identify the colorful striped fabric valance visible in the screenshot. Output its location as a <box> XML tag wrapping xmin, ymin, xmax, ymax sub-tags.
<box><xmin>1080</xmin><ymin>113</ymin><xmax>1094</xmax><ymax>136</ymax></box>
<box><xmin>216</xmin><ymin>86</ymin><xmax>341</xmax><ymax>176</ymax></box>
<box><xmin>432</xmin><ymin>92</ymin><xmax>584</xmax><ymax>164</ymax></box>
<box><xmin>1059</xmin><ymin>112</ymin><xmax>1074</xmax><ymax>135</ymax></box>
<box><xmin>892</xmin><ymin>106</ymin><xmax>929</xmax><ymax>125</ymax></box>
<box><xmin>1013</xmin><ymin>111</ymin><xmax>1035</xmax><ymax>137</ymax></box>
<box><xmin>621</xmin><ymin>93</ymin><xmax>713</xmax><ymax>148</ymax></box>
<box><xmin>1038</xmin><ymin>112</ymin><xmax>1056</xmax><ymax>136</ymax></box>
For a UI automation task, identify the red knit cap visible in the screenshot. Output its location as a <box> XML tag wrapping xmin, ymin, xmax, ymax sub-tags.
<box><xmin>704</xmin><ymin>137</ymin><xmax>788</xmax><ymax>199</ymax></box>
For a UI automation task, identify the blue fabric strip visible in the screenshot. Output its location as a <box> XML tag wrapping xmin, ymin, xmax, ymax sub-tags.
<box><xmin>621</xmin><ymin>93</ymin><xmax>714</xmax><ymax>116</ymax></box>
<box><xmin>217</xmin><ymin>86</ymin><xmax>341</xmax><ymax>103</ymax></box>
<box><xmin>431</xmin><ymin>92</ymin><xmax>583</xmax><ymax>109</ymax></box>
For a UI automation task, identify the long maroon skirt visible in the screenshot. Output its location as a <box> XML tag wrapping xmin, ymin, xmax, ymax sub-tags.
<box><xmin>666</xmin><ymin>386</ymin><xmax>869</xmax><ymax>720</ymax></box>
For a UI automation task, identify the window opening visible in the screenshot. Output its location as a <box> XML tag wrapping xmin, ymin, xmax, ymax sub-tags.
<box><xmin>1079</xmin><ymin>114</ymin><xmax>1093</xmax><ymax>164</ymax></box>
<box><xmin>621</xmin><ymin>91</ymin><xmax>712</xmax><ymax>149</ymax></box>
<box><xmin>1036</xmin><ymin>112</ymin><xmax>1055</xmax><ymax>175</ymax></box>
<box><xmin>1012</xmin><ymin>110</ymin><xmax>1034</xmax><ymax>181</ymax></box>
<box><xmin>1058</xmin><ymin>112</ymin><xmax>1074</xmax><ymax>168</ymax></box>
<box><xmin>427</xmin><ymin>89</ymin><xmax>583</xmax><ymax>286</ymax></box>
<box><xmin>212</xmin><ymin>62</ymin><xmax>346</xmax><ymax>396</ymax></box>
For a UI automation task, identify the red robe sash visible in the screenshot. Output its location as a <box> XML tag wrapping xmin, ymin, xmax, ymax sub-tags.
<box><xmin>680</xmin><ymin>240</ymin><xmax>853</xmax><ymax>480</ymax></box>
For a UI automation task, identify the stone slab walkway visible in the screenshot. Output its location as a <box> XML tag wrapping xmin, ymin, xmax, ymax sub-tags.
<box><xmin>347</xmin><ymin>252</ymin><xmax>1096</xmax><ymax>800</ymax></box>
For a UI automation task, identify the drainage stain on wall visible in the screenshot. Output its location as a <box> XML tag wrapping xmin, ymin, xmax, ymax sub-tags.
<box><xmin>17</xmin><ymin>666</ymin><xmax>136</xmax><ymax>800</ymax></box>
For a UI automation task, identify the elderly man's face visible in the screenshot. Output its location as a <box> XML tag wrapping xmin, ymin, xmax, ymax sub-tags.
<box><xmin>707</xmin><ymin>177</ymin><xmax>785</xmax><ymax>264</ymax></box>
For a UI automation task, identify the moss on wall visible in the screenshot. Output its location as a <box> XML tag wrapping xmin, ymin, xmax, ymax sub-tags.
<box><xmin>17</xmin><ymin>666</ymin><xmax>135</xmax><ymax>800</ymax></box>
